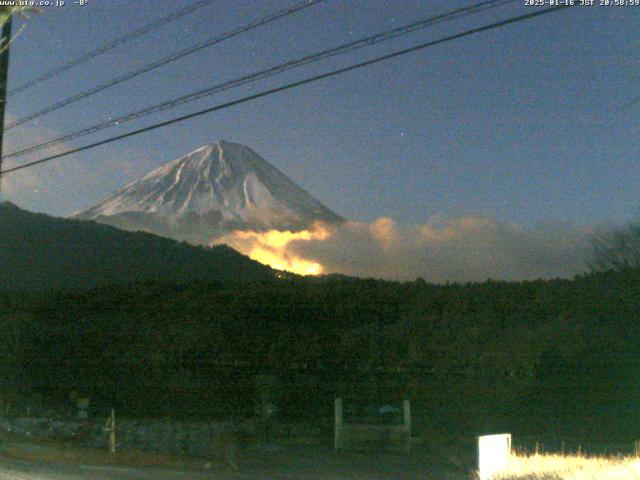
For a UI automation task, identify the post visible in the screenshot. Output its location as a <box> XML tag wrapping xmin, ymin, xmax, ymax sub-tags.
<box><xmin>77</xmin><ymin>397</ymin><xmax>90</xmax><ymax>419</ymax></box>
<box><xmin>104</xmin><ymin>408</ymin><xmax>116</xmax><ymax>454</ymax></box>
<box><xmin>403</xmin><ymin>399</ymin><xmax>411</xmax><ymax>451</ymax></box>
<box><xmin>0</xmin><ymin>14</ymin><xmax>11</xmax><ymax>196</ymax></box>
<box><xmin>109</xmin><ymin>409</ymin><xmax>116</xmax><ymax>454</ymax></box>
<box><xmin>334</xmin><ymin>397</ymin><xmax>343</xmax><ymax>451</ymax></box>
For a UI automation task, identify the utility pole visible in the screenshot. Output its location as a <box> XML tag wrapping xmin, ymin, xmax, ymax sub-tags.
<box><xmin>0</xmin><ymin>14</ymin><xmax>12</xmax><ymax>199</ymax></box>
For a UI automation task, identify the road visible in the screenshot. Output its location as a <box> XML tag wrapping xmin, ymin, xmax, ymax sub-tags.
<box><xmin>0</xmin><ymin>446</ymin><xmax>462</xmax><ymax>479</ymax></box>
<box><xmin>0</xmin><ymin>459</ymin><xmax>232</xmax><ymax>480</ymax></box>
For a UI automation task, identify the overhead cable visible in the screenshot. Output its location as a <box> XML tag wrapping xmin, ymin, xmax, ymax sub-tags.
<box><xmin>5</xmin><ymin>0</ymin><xmax>514</xmax><ymax>159</ymax></box>
<box><xmin>7</xmin><ymin>0</ymin><xmax>219</xmax><ymax>97</ymax></box>
<box><xmin>0</xmin><ymin>4</ymin><xmax>573</xmax><ymax>177</ymax></box>
<box><xmin>5</xmin><ymin>0</ymin><xmax>326</xmax><ymax>130</ymax></box>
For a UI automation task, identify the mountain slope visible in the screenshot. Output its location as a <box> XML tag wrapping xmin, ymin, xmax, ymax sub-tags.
<box><xmin>0</xmin><ymin>202</ymin><xmax>275</xmax><ymax>291</ymax></box>
<box><xmin>73</xmin><ymin>141</ymin><xmax>343</xmax><ymax>244</ymax></box>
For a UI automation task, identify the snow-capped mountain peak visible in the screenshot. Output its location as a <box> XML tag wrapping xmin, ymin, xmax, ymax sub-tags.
<box><xmin>72</xmin><ymin>141</ymin><xmax>343</xmax><ymax>244</ymax></box>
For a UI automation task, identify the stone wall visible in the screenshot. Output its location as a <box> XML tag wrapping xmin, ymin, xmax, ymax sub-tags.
<box><xmin>1</xmin><ymin>416</ymin><xmax>256</xmax><ymax>456</ymax></box>
<box><xmin>1</xmin><ymin>416</ymin><xmax>324</xmax><ymax>456</ymax></box>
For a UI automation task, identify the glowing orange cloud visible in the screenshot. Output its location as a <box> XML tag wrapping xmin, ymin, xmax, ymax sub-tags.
<box><xmin>217</xmin><ymin>225</ymin><xmax>331</xmax><ymax>276</ymax></box>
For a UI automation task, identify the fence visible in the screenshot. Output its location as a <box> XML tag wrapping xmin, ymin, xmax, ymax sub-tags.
<box><xmin>334</xmin><ymin>398</ymin><xmax>411</xmax><ymax>452</ymax></box>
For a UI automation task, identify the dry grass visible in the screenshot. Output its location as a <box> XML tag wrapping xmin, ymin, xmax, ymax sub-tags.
<box><xmin>492</xmin><ymin>452</ymin><xmax>640</xmax><ymax>479</ymax></box>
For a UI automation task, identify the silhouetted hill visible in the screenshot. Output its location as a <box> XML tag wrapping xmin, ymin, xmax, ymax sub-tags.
<box><xmin>0</xmin><ymin>202</ymin><xmax>275</xmax><ymax>291</ymax></box>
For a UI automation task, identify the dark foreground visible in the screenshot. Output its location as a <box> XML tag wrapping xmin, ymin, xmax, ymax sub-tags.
<box><xmin>0</xmin><ymin>445</ymin><xmax>469</xmax><ymax>480</ymax></box>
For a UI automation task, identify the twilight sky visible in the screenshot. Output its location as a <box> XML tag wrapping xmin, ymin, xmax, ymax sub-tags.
<box><xmin>2</xmin><ymin>0</ymin><xmax>638</xmax><ymax>280</ymax></box>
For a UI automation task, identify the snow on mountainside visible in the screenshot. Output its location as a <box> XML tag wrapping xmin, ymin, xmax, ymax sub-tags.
<box><xmin>72</xmin><ymin>141</ymin><xmax>343</xmax><ymax>244</ymax></box>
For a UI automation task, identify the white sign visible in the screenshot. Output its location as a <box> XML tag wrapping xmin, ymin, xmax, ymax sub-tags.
<box><xmin>478</xmin><ymin>433</ymin><xmax>511</xmax><ymax>480</ymax></box>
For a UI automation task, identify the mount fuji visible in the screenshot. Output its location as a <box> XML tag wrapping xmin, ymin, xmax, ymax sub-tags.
<box><xmin>72</xmin><ymin>141</ymin><xmax>343</xmax><ymax>244</ymax></box>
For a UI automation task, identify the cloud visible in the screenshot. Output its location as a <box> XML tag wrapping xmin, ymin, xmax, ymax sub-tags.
<box><xmin>217</xmin><ymin>226</ymin><xmax>331</xmax><ymax>276</ymax></box>
<box><xmin>273</xmin><ymin>216</ymin><xmax>593</xmax><ymax>282</ymax></box>
<box><xmin>0</xmin><ymin>115</ymin><xmax>144</xmax><ymax>216</ymax></box>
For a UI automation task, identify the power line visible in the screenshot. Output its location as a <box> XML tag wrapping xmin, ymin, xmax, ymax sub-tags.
<box><xmin>5</xmin><ymin>0</ymin><xmax>325</xmax><ymax>131</ymax></box>
<box><xmin>7</xmin><ymin>0</ymin><xmax>219</xmax><ymax>98</ymax></box>
<box><xmin>0</xmin><ymin>4</ymin><xmax>574</xmax><ymax>178</ymax></box>
<box><xmin>5</xmin><ymin>0</ymin><xmax>515</xmax><ymax>160</ymax></box>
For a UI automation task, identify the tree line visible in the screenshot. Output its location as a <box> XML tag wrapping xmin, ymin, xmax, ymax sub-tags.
<box><xmin>0</xmin><ymin>267</ymin><xmax>639</xmax><ymax>443</ymax></box>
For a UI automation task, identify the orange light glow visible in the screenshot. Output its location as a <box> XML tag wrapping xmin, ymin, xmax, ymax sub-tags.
<box><xmin>217</xmin><ymin>225</ymin><xmax>330</xmax><ymax>276</ymax></box>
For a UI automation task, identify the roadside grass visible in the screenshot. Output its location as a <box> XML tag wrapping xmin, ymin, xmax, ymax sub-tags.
<box><xmin>492</xmin><ymin>452</ymin><xmax>640</xmax><ymax>479</ymax></box>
